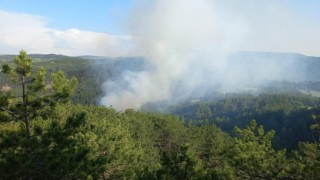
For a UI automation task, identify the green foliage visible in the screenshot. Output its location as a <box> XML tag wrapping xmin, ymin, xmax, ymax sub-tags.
<box><xmin>0</xmin><ymin>50</ymin><xmax>78</xmax><ymax>123</ymax></box>
<box><xmin>1</xmin><ymin>63</ymin><xmax>12</xmax><ymax>73</ymax></box>
<box><xmin>293</xmin><ymin>142</ymin><xmax>320</xmax><ymax>179</ymax></box>
<box><xmin>157</xmin><ymin>144</ymin><xmax>203</xmax><ymax>179</ymax></box>
<box><xmin>13</xmin><ymin>50</ymin><xmax>32</xmax><ymax>76</ymax></box>
<box><xmin>230</xmin><ymin>120</ymin><xmax>289</xmax><ymax>179</ymax></box>
<box><xmin>195</xmin><ymin>103</ymin><xmax>212</xmax><ymax>119</ymax></box>
<box><xmin>289</xmin><ymin>118</ymin><xmax>320</xmax><ymax>179</ymax></box>
<box><xmin>2</xmin><ymin>52</ymin><xmax>320</xmax><ymax>179</ymax></box>
<box><xmin>1</xmin><ymin>102</ymin><xmax>320</xmax><ymax>179</ymax></box>
<box><xmin>171</xmin><ymin>93</ymin><xmax>320</xmax><ymax>150</ymax></box>
<box><xmin>311</xmin><ymin>113</ymin><xmax>320</xmax><ymax>142</ymax></box>
<box><xmin>0</xmin><ymin>112</ymin><xmax>99</xmax><ymax>179</ymax></box>
<box><xmin>186</xmin><ymin>125</ymin><xmax>234</xmax><ymax>179</ymax></box>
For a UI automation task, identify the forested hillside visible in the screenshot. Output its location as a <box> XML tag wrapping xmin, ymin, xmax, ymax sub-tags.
<box><xmin>1</xmin><ymin>102</ymin><xmax>320</xmax><ymax>179</ymax></box>
<box><xmin>1</xmin><ymin>52</ymin><xmax>320</xmax><ymax>105</ymax></box>
<box><xmin>0</xmin><ymin>54</ymin><xmax>147</xmax><ymax>104</ymax></box>
<box><xmin>168</xmin><ymin>93</ymin><xmax>320</xmax><ymax>150</ymax></box>
<box><xmin>1</xmin><ymin>52</ymin><xmax>320</xmax><ymax>179</ymax></box>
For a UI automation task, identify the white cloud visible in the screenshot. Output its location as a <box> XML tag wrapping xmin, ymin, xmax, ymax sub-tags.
<box><xmin>0</xmin><ymin>10</ymin><xmax>134</xmax><ymax>56</ymax></box>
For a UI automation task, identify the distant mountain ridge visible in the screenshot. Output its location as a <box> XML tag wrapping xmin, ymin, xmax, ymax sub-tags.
<box><xmin>1</xmin><ymin>51</ymin><xmax>320</xmax><ymax>83</ymax></box>
<box><xmin>0</xmin><ymin>53</ymin><xmax>145</xmax><ymax>61</ymax></box>
<box><xmin>237</xmin><ymin>52</ymin><xmax>320</xmax><ymax>81</ymax></box>
<box><xmin>1</xmin><ymin>51</ymin><xmax>319</xmax><ymax>60</ymax></box>
<box><xmin>1</xmin><ymin>51</ymin><xmax>320</xmax><ymax>105</ymax></box>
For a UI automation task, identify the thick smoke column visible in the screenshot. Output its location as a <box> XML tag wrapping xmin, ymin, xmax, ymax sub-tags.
<box><xmin>100</xmin><ymin>0</ymin><xmax>304</xmax><ymax>110</ymax></box>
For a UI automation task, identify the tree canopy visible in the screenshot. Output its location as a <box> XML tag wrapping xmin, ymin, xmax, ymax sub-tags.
<box><xmin>0</xmin><ymin>51</ymin><xmax>320</xmax><ymax>179</ymax></box>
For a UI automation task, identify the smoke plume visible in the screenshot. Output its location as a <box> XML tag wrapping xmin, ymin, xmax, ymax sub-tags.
<box><xmin>100</xmin><ymin>0</ymin><xmax>315</xmax><ymax>110</ymax></box>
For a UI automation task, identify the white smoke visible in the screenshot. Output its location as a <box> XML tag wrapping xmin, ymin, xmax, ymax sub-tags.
<box><xmin>100</xmin><ymin>0</ymin><xmax>317</xmax><ymax>110</ymax></box>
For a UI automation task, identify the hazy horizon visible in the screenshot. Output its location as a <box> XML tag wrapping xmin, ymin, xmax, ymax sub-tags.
<box><xmin>0</xmin><ymin>0</ymin><xmax>319</xmax><ymax>56</ymax></box>
<box><xmin>1</xmin><ymin>0</ymin><xmax>320</xmax><ymax>110</ymax></box>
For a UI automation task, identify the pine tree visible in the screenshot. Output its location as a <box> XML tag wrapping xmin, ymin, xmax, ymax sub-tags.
<box><xmin>0</xmin><ymin>50</ymin><xmax>77</xmax><ymax>179</ymax></box>
<box><xmin>157</xmin><ymin>144</ymin><xmax>202</xmax><ymax>179</ymax></box>
<box><xmin>0</xmin><ymin>50</ymin><xmax>77</xmax><ymax>140</ymax></box>
<box><xmin>230</xmin><ymin>120</ymin><xmax>288</xmax><ymax>179</ymax></box>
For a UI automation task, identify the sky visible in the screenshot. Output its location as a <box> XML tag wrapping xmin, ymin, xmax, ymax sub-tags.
<box><xmin>0</xmin><ymin>0</ymin><xmax>133</xmax><ymax>34</ymax></box>
<box><xmin>0</xmin><ymin>0</ymin><xmax>319</xmax><ymax>56</ymax></box>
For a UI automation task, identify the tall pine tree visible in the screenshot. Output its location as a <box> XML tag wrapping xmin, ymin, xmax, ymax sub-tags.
<box><xmin>0</xmin><ymin>50</ymin><xmax>77</xmax><ymax>140</ymax></box>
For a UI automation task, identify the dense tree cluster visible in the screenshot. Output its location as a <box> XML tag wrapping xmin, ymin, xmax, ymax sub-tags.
<box><xmin>1</xmin><ymin>102</ymin><xmax>319</xmax><ymax>179</ymax></box>
<box><xmin>170</xmin><ymin>93</ymin><xmax>320</xmax><ymax>150</ymax></box>
<box><xmin>0</xmin><ymin>51</ymin><xmax>320</xmax><ymax>179</ymax></box>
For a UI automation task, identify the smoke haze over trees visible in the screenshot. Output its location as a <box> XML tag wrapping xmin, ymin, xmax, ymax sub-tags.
<box><xmin>99</xmin><ymin>0</ymin><xmax>320</xmax><ymax>110</ymax></box>
<box><xmin>1</xmin><ymin>0</ymin><xmax>320</xmax><ymax>178</ymax></box>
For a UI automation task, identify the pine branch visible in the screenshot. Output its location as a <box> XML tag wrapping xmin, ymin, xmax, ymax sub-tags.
<box><xmin>0</xmin><ymin>107</ymin><xmax>15</xmax><ymax>115</ymax></box>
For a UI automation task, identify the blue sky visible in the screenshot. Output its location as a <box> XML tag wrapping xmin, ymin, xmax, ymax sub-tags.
<box><xmin>0</xmin><ymin>0</ymin><xmax>319</xmax><ymax>56</ymax></box>
<box><xmin>0</xmin><ymin>0</ymin><xmax>133</xmax><ymax>34</ymax></box>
